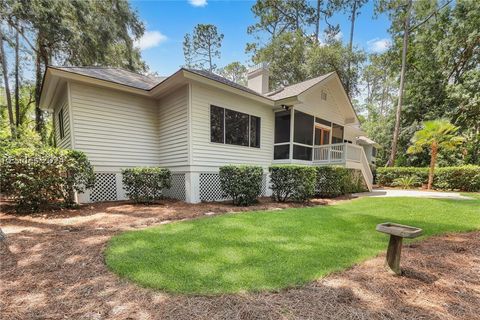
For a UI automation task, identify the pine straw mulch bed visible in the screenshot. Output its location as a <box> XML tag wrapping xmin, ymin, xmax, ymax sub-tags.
<box><xmin>1</xmin><ymin>198</ymin><xmax>479</xmax><ymax>320</ymax></box>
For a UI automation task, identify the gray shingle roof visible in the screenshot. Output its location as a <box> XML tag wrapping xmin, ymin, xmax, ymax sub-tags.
<box><xmin>183</xmin><ymin>68</ymin><xmax>269</xmax><ymax>99</ymax></box>
<box><xmin>266</xmin><ymin>72</ymin><xmax>335</xmax><ymax>100</ymax></box>
<box><xmin>51</xmin><ymin>66</ymin><xmax>335</xmax><ymax>101</ymax></box>
<box><xmin>52</xmin><ymin>66</ymin><xmax>165</xmax><ymax>90</ymax></box>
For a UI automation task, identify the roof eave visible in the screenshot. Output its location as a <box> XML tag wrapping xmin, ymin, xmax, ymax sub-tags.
<box><xmin>182</xmin><ymin>69</ymin><xmax>274</xmax><ymax>106</ymax></box>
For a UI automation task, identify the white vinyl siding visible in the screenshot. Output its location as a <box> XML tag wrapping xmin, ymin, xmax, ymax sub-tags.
<box><xmin>296</xmin><ymin>84</ymin><xmax>345</xmax><ymax>125</ymax></box>
<box><xmin>54</xmin><ymin>89</ymin><xmax>71</xmax><ymax>149</ymax></box>
<box><xmin>190</xmin><ymin>82</ymin><xmax>274</xmax><ymax>167</ymax></box>
<box><xmin>69</xmin><ymin>82</ymin><xmax>159</xmax><ymax>168</ymax></box>
<box><xmin>157</xmin><ymin>85</ymin><xmax>189</xmax><ymax>167</ymax></box>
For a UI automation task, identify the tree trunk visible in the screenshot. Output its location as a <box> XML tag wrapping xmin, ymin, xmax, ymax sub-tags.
<box><xmin>208</xmin><ymin>42</ymin><xmax>213</xmax><ymax>72</ymax></box>
<box><xmin>14</xmin><ymin>23</ymin><xmax>20</xmax><ymax>128</ymax></box>
<box><xmin>388</xmin><ymin>0</ymin><xmax>412</xmax><ymax>167</ymax></box>
<box><xmin>0</xmin><ymin>29</ymin><xmax>15</xmax><ymax>137</ymax></box>
<box><xmin>427</xmin><ymin>142</ymin><xmax>438</xmax><ymax>190</ymax></box>
<box><xmin>315</xmin><ymin>0</ymin><xmax>321</xmax><ymax>44</ymax></box>
<box><xmin>34</xmin><ymin>34</ymin><xmax>47</xmax><ymax>137</ymax></box>
<box><xmin>346</xmin><ymin>0</ymin><xmax>357</xmax><ymax>97</ymax></box>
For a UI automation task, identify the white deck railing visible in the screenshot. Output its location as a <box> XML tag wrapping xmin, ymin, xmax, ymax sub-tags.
<box><xmin>313</xmin><ymin>143</ymin><xmax>373</xmax><ymax>190</ymax></box>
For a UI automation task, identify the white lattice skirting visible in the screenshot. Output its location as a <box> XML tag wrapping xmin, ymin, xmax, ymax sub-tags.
<box><xmin>90</xmin><ymin>173</ymin><xmax>117</xmax><ymax>202</ymax></box>
<box><xmin>199</xmin><ymin>173</ymin><xmax>269</xmax><ymax>202</ymax></box>
<box><xmin>88</xmin><ymin>172</ymin><xmax>186</xmax><ymax>202</ymax></box>
<box><xmin>84</xmin><ymin>171</ymin><xmax>269</xmax><ymax>203</ymax></box>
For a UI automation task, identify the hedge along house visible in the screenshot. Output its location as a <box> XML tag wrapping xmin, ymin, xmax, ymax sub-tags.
<box><xmin>39</xmin><ymin>64</ymin><xmax>378</xmax><ymax>203</ymax></box>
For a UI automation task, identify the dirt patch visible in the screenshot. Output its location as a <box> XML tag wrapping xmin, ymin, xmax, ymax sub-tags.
<box><xmin>1</xmin><ymin>199</ymin><xmax>479</xmax><ymax>320</ymax></box>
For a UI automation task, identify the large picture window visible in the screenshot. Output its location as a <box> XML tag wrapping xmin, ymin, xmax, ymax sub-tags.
<box><xmin>210</xmin><ymin>105</ymin><xmax>260</xmax><ymax>148</ymax></box>
<box><xmin>210</xmin><ymin>105</ymin><xmax>224</xmax><ymax>143</ymax></box>
<box><xmin>225</xmin><ymin>109</ymin><xmax>249</xmax><ymax>146</ymax></box>
<box><xmin>250</xmin><ymin>115</ymin><xmax>261</xmax><ymax>148</ymax></box>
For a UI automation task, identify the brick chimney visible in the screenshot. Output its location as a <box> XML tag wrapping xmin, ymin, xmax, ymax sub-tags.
<box><xmin>247</xmin><ymin>63</ymin><xmax>269</xmax><ymax>94</ymax></box>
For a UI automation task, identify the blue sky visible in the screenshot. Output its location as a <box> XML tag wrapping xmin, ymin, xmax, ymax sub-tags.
<box><xmin>131</xmin><ymin>0</ymin><xmax>393</xmax><ymax>76</ymax></box>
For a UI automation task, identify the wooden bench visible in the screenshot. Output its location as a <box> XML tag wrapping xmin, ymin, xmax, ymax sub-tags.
<box><xmin>376</xmin><ymin>222</ymin><xmax>423</xmax><ymax>275</ymax></box>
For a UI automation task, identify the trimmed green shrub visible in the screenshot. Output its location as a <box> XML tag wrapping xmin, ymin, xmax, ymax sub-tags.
<box><xmin>315</xmin><ymin>166</ymin><xmax>367</xmax><ymax>198</ymax></box>
<box><xmin>0</xmin><ymin>147</ymin><xmax>95</xmax><ymax>212</ymax></box>
<box><xmin>377</xmin><ymin>166</ymin><xmax>480</xmax><ymax>191</ymax></box>
<box><xmin>269</xmin><ymin>165</ymin><xmax>316</xmax><ymax>202</ymax></box>
<box><xmin>435</xmin><ymin>166</ymin><xmax>480</xmax><ymax>191</ymax></box>
<box><xmin>219</xmin><ymin>165</ymin><xmax>263</xmax><ymax>206</ymax></box>
<box><xmin>122</xmin><ymin>167</ymin><xmax>171</xmax><ymax>203</ymax></box>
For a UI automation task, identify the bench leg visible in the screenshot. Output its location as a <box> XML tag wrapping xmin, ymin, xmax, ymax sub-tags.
<box><xmin>385</xmin><ymin>235</ymin><xmax>403</xmax><ymax>275</ymax></box>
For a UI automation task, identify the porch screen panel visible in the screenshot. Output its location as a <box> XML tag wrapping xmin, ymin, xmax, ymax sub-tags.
<box><xmin>274</xmin><ymin>144</ymin><xmax>289</xmax><ymax>160</ymax></box>
<box><xmin>293</xmin><ymin>145</ymin><xmax>312</xmax><ymax>161</ymax></box>
<box><xmin>293</xmin><ymin>110</ymin><xmax>314</xmax><ymax>145</ymax></box>
<box><xmin>274</xmin><ymin>111</ymin><xmax>291</xmax><ymax>143</ymax></box>
<box><xmin>332</xmin><ymin>123</ymin><xmax>344</xmax><ymax>144</ymax></box>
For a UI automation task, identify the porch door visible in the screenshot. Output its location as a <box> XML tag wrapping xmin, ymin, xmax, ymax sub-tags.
<box><xmin>314</xmin><ymin>125</ymin><xmax>330</xmax><ymax>146</ymax></box>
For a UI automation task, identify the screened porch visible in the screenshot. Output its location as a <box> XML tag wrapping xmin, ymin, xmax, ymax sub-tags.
<box><xmin>273</xmin><ymin>108</ymin><xmax>348</xmax><ymax>163</ymax></box>
<box><xmin>272</xmin><ymin>108</ymin><xmax>373</xmax><ymax>190</ymax></box>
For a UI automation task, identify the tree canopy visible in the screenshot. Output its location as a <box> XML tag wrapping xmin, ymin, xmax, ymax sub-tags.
<box><xmin>1</xmin><ymin>0</ymin><xmax>146</xmax><ymax>142</ymax></box>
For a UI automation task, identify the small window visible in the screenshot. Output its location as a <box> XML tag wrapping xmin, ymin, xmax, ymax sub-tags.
<box><xmin>250</xmin><ymin>116</ymin><xmax>261</xmax><ymax>148</ymax></box>
<box><xmin>210</xmin><ymin>105</ymin><xmax>224</xmax><ymax>143</ymax></box>
<box><xmin>321</xmin><ymin>91</ymin><xmax>327</xmax><ymax>100</ymax></box>
<box><xmin>58</xmin><ymin>108</ymin><xmax>65</xmax><ymax>139</ymax></box>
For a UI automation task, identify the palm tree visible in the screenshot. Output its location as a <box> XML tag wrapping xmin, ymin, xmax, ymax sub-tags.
<box><xmin>407</xmin><ymin>119</ymin><xmax>464</xmax><ymax>190</ymax></box>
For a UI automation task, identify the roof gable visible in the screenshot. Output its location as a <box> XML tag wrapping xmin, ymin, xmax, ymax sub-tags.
<box><xmin>298</xmin><ymin>73</ymin><xmax>359</xmax><ymax>124</ymax></box>
<box><xmin>266</xmin><ymin>72</ymin><xmax>335</xmax><ymax>100</ymax></box>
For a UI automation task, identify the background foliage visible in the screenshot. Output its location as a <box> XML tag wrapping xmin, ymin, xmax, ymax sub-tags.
<box><xmin>377</xmin><ymin>166</ymin><xmax>480</xmax><ymax>191</ymax></box>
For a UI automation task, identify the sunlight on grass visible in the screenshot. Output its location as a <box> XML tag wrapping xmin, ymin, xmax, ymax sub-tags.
<box><xmin>105</xmin><ymin>196</ymin><xmax>480</xmax><ymax>294</ymax></box>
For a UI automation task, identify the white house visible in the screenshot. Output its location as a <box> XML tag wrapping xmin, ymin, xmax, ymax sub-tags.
<box><xmin>39</xmin><ymin>64</ymin><xmax>377</xmax><ymax>203</ymax></box>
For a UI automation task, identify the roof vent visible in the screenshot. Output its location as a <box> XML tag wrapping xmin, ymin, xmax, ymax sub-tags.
<box><xmin>247</xmin><ymin>63</ymin><xmax>269</xmax><ymax>94</ymax></box>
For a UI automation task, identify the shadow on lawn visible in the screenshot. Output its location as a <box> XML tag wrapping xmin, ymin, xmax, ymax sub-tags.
<box><xmin>106</xmin><ymin>202</ymin><xmax>473</xmax><ymax>294</ymax></box>
<box><xmin>1</xmin><ymin>196</ymin><xmax>479</xmax><ymax>319</ymax></box>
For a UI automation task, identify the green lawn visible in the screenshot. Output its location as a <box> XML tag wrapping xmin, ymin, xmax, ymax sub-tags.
<box><xmin>106</xmin><ymin>194</ymin><xmax>480</xmax><ymax>294</ymax></box>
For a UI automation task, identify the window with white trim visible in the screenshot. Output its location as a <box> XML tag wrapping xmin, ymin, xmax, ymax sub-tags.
<box><xmin>210</xmin><ymin>105</ymin><xmax>260</xmax><ymax>148</ymax></box>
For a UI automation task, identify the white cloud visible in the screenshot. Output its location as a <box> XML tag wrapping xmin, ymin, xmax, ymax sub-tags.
<box><xmin>367</xmin><ymin>38</ymin><xmax>391</xmax><ymax>53</ymax></box>
<box><xmin>334</xmin><ymin>31</ymin><xmax>343</xmax><ymax>41</ymax></box>
<box><xmin>134</xmin><ymin>31</ymin><xmax>167</xmax><ymax>51</ymax></box>
<box><xmin>188</xmin><ymin>0</ymin><xmax>207</xmax><ymax>7</ymax></box>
